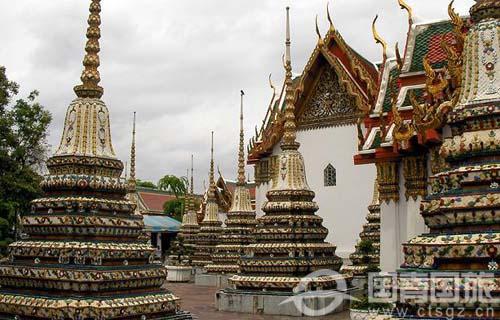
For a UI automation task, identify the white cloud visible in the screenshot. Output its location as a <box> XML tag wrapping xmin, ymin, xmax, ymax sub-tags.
<box><xmin>0</xmin><ymin>0</ymin><xmax>475</xmax><ymax>192</ymax></box>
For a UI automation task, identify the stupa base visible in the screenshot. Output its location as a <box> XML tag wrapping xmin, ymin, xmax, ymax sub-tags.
<box><xmin>215</xmin><ymin>288</ymin><xmax>352</xmax><ymax>317</ymax></box>
<box><xmin>195</xmin><ymin>273</ymin><xmax>232</xmax><ymax>287</ymax></box>
<box><xmin>166</xmin><ymin>265</ymin><xmax>194</xmax><ymax>282</ymax></box>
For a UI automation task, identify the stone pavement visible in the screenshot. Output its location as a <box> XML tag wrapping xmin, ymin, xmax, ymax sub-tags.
<box><xmin>167</xmin><ymin>282</ymin><xmax>351</xmax><ymax>320</ymax></box>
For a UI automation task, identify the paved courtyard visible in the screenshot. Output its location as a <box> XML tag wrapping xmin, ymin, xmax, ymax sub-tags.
<box><xmin>168</xmin><ymin>282</ymin><xmax>351</xmax><ymax>320</ymax></box>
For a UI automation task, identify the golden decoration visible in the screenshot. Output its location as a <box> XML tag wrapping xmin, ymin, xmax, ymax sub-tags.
<box><xmin>376</xmin><ymin>162</ymin><xmax>399</xmax><ymax>203</ymax></box>
<box><xmin>74</xmin><ymin>0</ymin><xmax>104</xmax><ymax>99</ymax></box>
<box><xmin>402</xmin><ymin>155</ymin><xmax>427</xmax><ymax>200</ymax></box>
<box><xmin>315</xmin><ymin>15</ymin><xmax>324</xmax><ymax>47</ymax></box>
<box><xmin>372</xmin><ymin>15</ymin><xmax>388</xmax><ymax>63</ymax></box>
<box><xmin>327</xmin><ymin>2</ymin><xmax>334</xmax><ymax>31</ymax></box>
<box><xmin>398</xmin><ymin>0</ymin><xmax>414</xmax><ymax>26</ymax></box>
<box><xmin>357</xmin><ymin>117</ymin><xmax>366</xmax><ymax>151</ymax></box>
<box><xmin>395</xmin><ymin>42</ymin><xmax>403</xmax><ymax>70</ymax></box>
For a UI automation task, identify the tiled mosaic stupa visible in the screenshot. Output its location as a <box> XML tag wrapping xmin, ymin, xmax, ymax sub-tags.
<box><xmin>229</xmin><ymin>7</ymin><xmax>351</xmax><ymax>292</ymax></box>
<box><xmin>342</xmin><ymin>180</ymin><xmax>380</xmax><ymax>276</ymax></box>
<box><xmin>206</xmin><ymin>91</ymin><xmax>257</xmax><ymax>274</ymax></box>
<box><xmin>0</xmin><ymin>1</ymin><xmax>191</xmax><ymax>318</ymax></box>
<box><xmin>191</xmin><ymin>133</ymin><xmax>223</xmax><ymax>268</ymax></box>
<box><xmin>168</xmin><ymin>157</ymin><xmax>200</xmax><ymax>266</ymax></box>
<box><xmin>397</xmin><ymin>0</ymin><xmax>499</xmax><ymax>318</ymax></box>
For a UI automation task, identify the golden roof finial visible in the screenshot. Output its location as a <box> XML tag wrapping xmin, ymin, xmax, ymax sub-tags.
<box><xmin>398</xmin><ymin>0</ymin><xmax>414</xmax><ymax>26</ymax></box>
<box><xmin>281</xmin><ymin>7</ymin><xmax>300</xmax><ymax>151</ymax></box>
<box><xmin>74</xmin><ymin>0</ymin><xmax>104</xmax><ymax>99</ymax></box>
<box><xmin>315</xmin><ymin>15</ymin><xmax>324</xmax><ymax>47</ymax></box>
<box><xmin>269</xmin><ymin>73</ymin><xmax>276</xmax><ymax>97</ymax></box>
<box><xmin>372</xmin><ymin>15</ymin><xmax>388</xmax><ymax>63</ymax></box>
<box><xmin>237</xmin><ymin>90</ymin><xmax>246</xmax><ymax>186</ymax></box>
<box><xmin>395</xmin><ymin>42</ymin><xmax>403</xmax><ymax>69</ymax></box>
<box><xmin>128</xmin><ymin>112</ymin><xmax>136</xmax><ymax>191</ymax></box>
<box><xmin>327</xmin><ymin>2</ymin><xmax>334</xmax><ymax>31</ymax></box>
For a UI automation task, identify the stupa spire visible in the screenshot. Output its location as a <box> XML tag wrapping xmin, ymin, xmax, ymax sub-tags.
<box><xmin>208</xmin><ymin>131</ymin><xmax>216</xmax><ymax>199</ymax></box>
<box><xmin>281</xmin><ymin>6</ymin><xmax>300</xmax><ymax>151</ymax></box>
<box><xmin>128</xmin><ymin>112</ymin><xmax>137</xmax><ymax>191</ymax></box>
<box><xmin>237</xmin><ymin>90</ymin><xmax>246</xmax><ymax>185</ymax></box>
<box><xmin>74</xmin><ymin>0</ymin><xmax>104</xmax><ymax>99</ymax></box>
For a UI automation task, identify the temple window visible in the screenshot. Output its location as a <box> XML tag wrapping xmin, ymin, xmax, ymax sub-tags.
<box><xmin>324</xmin><ymin>164</ymin><xmax>336</xmax><ymax>187</ymax></box>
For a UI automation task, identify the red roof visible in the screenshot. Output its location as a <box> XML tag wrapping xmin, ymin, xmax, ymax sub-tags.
<box><xmin>138</xmin><ymin>191</ymin><xmax>176</xmax><ymax>213</ymax></box>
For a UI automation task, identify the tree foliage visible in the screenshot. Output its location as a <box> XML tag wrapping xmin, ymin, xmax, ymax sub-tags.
<box><xmin>0</xmin><ymin>66</ymin><xmax>52</xmax><ymax>252</ymax></box>
<box><xmin>136</xmin><ymin>179</ymin><xmax>157</xmax><ymax>189</ymax></box>
<box><xmin>157</xmin><ymin>174</ymin><xmax>188</xmax><ymax>198</ymax></box>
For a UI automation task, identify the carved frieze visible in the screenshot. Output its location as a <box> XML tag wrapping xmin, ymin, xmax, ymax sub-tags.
<box><xmin>402</xmin><ymin>155</ymin><xmax>427</xmax><ymax>201</ymax></box>
<box><xmin>376</xmin><ymin>161</ymin><xmax>400</xmax><ymax>203</ymax></box>
<box><xmin>297</xmin><ymin>67</ymin><xmax>361</xmax><ymax>130</ymax></box>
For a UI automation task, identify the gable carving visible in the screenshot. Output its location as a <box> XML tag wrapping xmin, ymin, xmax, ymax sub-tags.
<box><xmin>297</xmin><ymin>66</ymin><xmax>361</xmax><ymax>130</ymax></box>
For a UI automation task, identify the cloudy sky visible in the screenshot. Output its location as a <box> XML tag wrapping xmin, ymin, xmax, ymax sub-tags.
<box><xmin>1</xmin><ymin>0</ymin><xmax>474</xmax><ymax>192</ymax></box>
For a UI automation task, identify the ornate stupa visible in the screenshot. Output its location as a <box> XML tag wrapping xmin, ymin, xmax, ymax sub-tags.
<box><xmin>191</xmin><ymin>133</ymin><xmax>223</xmax><ymax>268</ymax></box>
<box><xmin>168</xmin><ymin>157</ymin><xmax>200</xmax><ymax>266</ymax></box>
<box><xmin>0</xmin><ymin>1</ymin><xmax>191</xmax><ymax>319</ymax></box>
<box><xmin>229</xmin><ymin>7</ymin><xmax>350</xmax><ymax>292</ymax></box>
<box><xmin>341</xmin><ymin>180</ymin><xmax>380</xmax><ymax>276</ymax></box>
<box><xmin>206</xmin><ymin>91</ymin><xmax>257</xmax><ymax>274</ymax></box>
<box><xmin>398</xmin><ymin>1</ymin><xmax>499</xmax><ymax>318</ymax></box>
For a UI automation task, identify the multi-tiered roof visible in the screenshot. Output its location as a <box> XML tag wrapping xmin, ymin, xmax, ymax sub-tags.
<box><xmin>342</xmin><ymin>180</ymin><xmax>381</xmax><ymax>276</ymax></box>
<box><xmin>398</xmin><ymin>0</ymin><xmax>499</xmax><ymax>318</ymax></box>
<box><xmin>191</xmin><ymin>133</ymin><xmax>223</xmax><ymax>268</ymax></box>
<box><xmin>0</xmin><ymin>1</ymin><xmax>191</xmax><ymax>319</ymax></box>
<box><xmin>230</xmin><ymin>8</ymin><xmax>350</xmax><ymax>292</ymax></box>
<box><xmin>206</xmin><ymin>92</ymin><xmax>257</xmax><ymax>274</ymax></box>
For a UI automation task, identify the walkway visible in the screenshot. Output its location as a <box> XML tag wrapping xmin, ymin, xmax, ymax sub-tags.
<box><xmin>168</xmin><ymin>282</ymin><xmax>351</xmax><ymax>320</ymax></box>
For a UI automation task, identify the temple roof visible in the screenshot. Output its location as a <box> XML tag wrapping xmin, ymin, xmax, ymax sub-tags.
<box><xmin>355</xmin><ymin>17</ymin><xmax>460</xmax><ymax>163</ymax></box>
<box><xmin>248</xmin><ymin>22</ymin><xmax>378</xmax><ymax>163</ymax></box>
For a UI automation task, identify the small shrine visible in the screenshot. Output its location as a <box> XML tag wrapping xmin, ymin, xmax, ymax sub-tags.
<box><xmin>217</xmin><ymin>7</ymin><xmax>352</xmax><ymax>317</ymax></box>
<box><xmin>205</xmin><ymin>91</ymin><xmax>257</xmax><ymax>278</ymax></box>
<box><xmin>191</xmin><ymin>133</ymin><xmax>223</xmax><ymax>270</ymax></box>
<box><xmin>342</xmin><ymin>180</ymin><xmax>381</xmax><ymax>276</ymax></box>
<box><xmin>166</xmin><ymin>157</ymin><xmax>200</xmax><ymax>281</ymax></box>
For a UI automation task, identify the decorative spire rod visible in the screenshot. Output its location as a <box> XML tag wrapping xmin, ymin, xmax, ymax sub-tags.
<box><xmin>208</xmin><ymin>131</ymin><xmax>216</xmax><ymax>199</ymax></box>
<box><xmin>372</xmin><ymin>15</ymin><xmax>388</xmax><ymax>63</ymax></box>
<box><xmin>190</xmin><ymin>154</ymin><xmax>194</xmax><ymax>195</ymax></box>
<box><xmin>237</xmin><ymin>90</ymin><xmax>247</xmax><ymax>186</ymax></box>
<box><xmin>281</xmin><ymin>7</ymin><xmax>300</xmax><ymax>151</ymax></box>
<box><xmin>129</xmin><ymin>112</ymin><xmax>136</xmax><ymax>186</ymax></box>
<box><xmin>74</xmin><ymin>0</ymin><xmax>104</xmax><ymax>99</ymax></box>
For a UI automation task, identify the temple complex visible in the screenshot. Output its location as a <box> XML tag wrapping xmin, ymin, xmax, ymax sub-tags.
<box><xmin>191</xmin><ymin>133</ymin><xmax>223</xmax><ymax>269</ymax></box>
<box><xmin>206</xmin><ymin>91</ymin><xmax>257</xmax><ymax>275</ymax></box>
<box><xmin>395</xmin><ymin>0</ymin><xmax>499</xmax><ymax>318</ymax></box>
<box><xmin>217</xmin><ymin>8</ymin><xmax>352</xmax><ymax>316</ymax></box>
<box><xmin>341</xmin><ymin>180</ymin><xmax>381</xmax><ymax>276</ymax></box>
<box><xmin>0</xmin><ymin>0</ymin><xmax>191</xmax><ymax>319</ymax></box>
<box><xmin>247</xmin><ymin>3</ymin><xmax>378</xmax><ymax>257</ymax></box>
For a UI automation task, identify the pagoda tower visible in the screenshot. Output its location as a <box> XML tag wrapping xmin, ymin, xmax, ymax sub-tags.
<box><xmin>206</xmin><ymin>91</ymin><xmax>257</xmax><ymax>275</ymax></box>
<box><xmin>191</xmin><ymin>133</ymin><xmax>223</xmax><ymax>268</ymax></box>
<box><xmin>168</xmin><ymin>157</ymin><xmax>200</xmax><ymax>266</ymax></box>
<box><xmin>397</xmin><ymin>1</ymin><xmax>499</xmax><ymax>318</ymax></box>
<box><xmin>228</xmin><ymin>7</ymin><xmax>350</xmax><ymax>296</ymax></box>
<box><xmin>341</xmin><ymin>180</ymin><xmax>380</xmax><ymax>276</ymax></box>
<box><xmin>0</xmin><ymin>1</ymin><xmax>191</xmax><ymax>319</ymax></box>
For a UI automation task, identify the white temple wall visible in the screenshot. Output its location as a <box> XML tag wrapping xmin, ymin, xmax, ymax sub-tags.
<box><xmin>254</xmin><ymin>125</ymin><xmax>376</xmax><ymax>258</ymax></box>
<box><xmin>379</xmin><ymin>163</ymin><xmax>428</xmax><ymax>272</ymax></box>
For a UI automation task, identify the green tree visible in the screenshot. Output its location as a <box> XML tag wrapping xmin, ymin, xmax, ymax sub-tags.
<box><xmin>158</xmin><ymin>174</ymin><xmax>188</xmax><ymax>221</ymax></box>
<box><xmin>0</xmin><ymin>66</ymin><xmax>52</xmax><ymax>253</ymax></box>
<box><xmin>158</xmin><ymin>175</ymin><xmax>187</xmax><ymax>196</ymax></box>
<box><xmin>136</xmin><ymin>179</ymin><xmax>157</xmax><ymax>189</ymax></box>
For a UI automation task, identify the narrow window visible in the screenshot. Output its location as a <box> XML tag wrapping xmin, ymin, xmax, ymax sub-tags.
<box><xmin>324</xmin><ymin>164</ymin><xmax>336</xmax><ymax>187</ymax></box>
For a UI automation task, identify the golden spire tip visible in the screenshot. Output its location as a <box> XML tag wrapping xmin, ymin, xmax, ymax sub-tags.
<box><xmin>74</xmin><ymin>0</ymin><xmax>104</xmax><ymax>99</ymax></box>
<box><xmin>315</xmin><ymin>15</ymin><xmax>324</xmax><ymax>47</ymax></box>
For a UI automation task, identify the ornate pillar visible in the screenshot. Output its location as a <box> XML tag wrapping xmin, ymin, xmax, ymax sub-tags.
<box><xmin>402</xmin><ymin>155</ymin><xmax>427</xmax><ymax>200</ymax></box>
<box><xmin>376</xmin><ymin>161</ymin><xmax>399</xmax><ymax>203</ymax></box>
